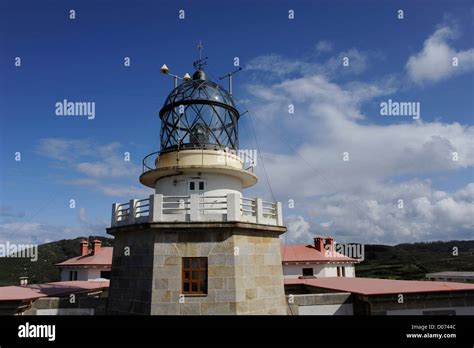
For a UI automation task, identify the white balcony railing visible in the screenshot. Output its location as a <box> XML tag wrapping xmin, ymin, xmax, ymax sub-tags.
<box><xmin>111</xmin><ymin>193</ymin><xmax>283</xmax><ymax>227</ymax></box>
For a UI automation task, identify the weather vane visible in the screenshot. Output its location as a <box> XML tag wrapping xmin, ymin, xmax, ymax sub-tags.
<box><xmin>193</xmin><ymin>40</ymin><xmax>208</xmax><ymax>70</ymax></box>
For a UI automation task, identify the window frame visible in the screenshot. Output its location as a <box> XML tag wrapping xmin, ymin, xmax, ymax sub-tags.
<box><xmin>188</xmin><ymin>179</ymin><xmax>206</xmax><ymax>193</ymax></box>
<box><xmin>182</xmin><ymin>257</ymin><xmax>208</xmax><ymax>296</ymax></box>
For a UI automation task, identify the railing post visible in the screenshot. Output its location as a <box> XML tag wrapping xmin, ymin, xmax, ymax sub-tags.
<box><xmin>190</xmin><ymin>194</ymin><xmax>199</xmax><ymax>221</ymax></box>
<box><xmin>255</xmin><ymin>198</ymin><xmax>263</xmax><ymax>224</ymax></box>
<box><xmin>276</xmin><ymin>202</ymin><xmax>283</xmax><ymax>226</ymax></box>
<box><xmin>111</xmin><ymin>203</ymin><xmax>118</xmax><ymax>227</ymax></box>
<box><xmin>149</xmin><ymin>194</ymin><xmax>163</xmax><ymax>222</ymax></box>
<box><xmin>129</xmin><ymin>199</ymin><xmax>137</xmax><ymax>224</ymax></box>
<box><xmin>227</xmin><ymin>193</ymin><xmax>241</xmax><ymax>221</ymax></box>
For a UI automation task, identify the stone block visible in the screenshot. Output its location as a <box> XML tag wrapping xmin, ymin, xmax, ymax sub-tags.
<box><xmin>201</xmin><ymin>302</ymin><xmax>231</xmax><ymax>315</ymax></box>
<box><xmin>153</xmin><ymin>290</ymin><xmax>171</xmax><ymax>303</ymax></box>
<box><xmin>208</xmin><ymin>277</ymin><xmax>224</xmax><ymax>290</ymax></box>
<box><xmin>164</xmin><ymin>256</ymin><xmax>180</xmax><ymax>266</ymax></box>
<box><xmin>180</xmin><ymin>303</ymin><xmax>201</xmax><ymax>315</ymax></box>
<box><xmin>154</xmin><ymin>278</ymin><xmax>169</xmax><ymax>290</ymax></box>
<box><xmin>246</xmin><ymin>288</ymin><xmax>257</xmax><ymax>300</ymax></box>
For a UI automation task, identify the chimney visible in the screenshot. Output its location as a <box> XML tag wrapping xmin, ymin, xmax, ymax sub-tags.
<box><xmin>92</xmin><ymin>239</ymin><xmax>102</xmax><ymax>255</ymax></box>
<box><xmin>80</xmin><ymin>240</ymin><xmax>89</xmax><ymax>256</ymax></box>
<box><xmin>314</xmin><ymin>236</ymin><xmax>324</xmax><ymax>252</ymax></box>
<box><xmin>19</xmin><ymin>276</ymin><xmax>28</xmax><ymax>287</ymax></box>
<box><xmin>324</xmin><ymin>237</ymin><xmax>334</xmax><ymax>255</ymax></box>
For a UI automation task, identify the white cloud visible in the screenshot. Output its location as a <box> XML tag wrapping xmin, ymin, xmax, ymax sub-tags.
<box><xmin>0</xmin><ymin>208</ymin><xmax>109</xmax><ymax>245</ymax></box>
<box><xmin>302</xmin><ymin>180</ymin><xmax>474</xmax><ymax>245</ymax></box>
<box><xmin>245</xmin><ymin>48</ymin><xmax>372</xmax><ymax>80</ymax></box>
<box><xmin>244</xmin><ymin>44</ymin><xmax>473</xmax><ymax>245</ymax></box>
<box><xmin>68</xmin><ymin>179</ymin><xmax>151</xmax><ymax>198</ymax></box>
<box><xmin>315</xmin><ymin>40</ymin><xmax>333</xmax><ymax>54</ymax></box>
<box><xmin>283</xmin><ymin>215</ymin><xmax>313</xmax><ymax>244</ymax></box>
<box><xmin>0</xmin><ymin>221</ymin><xmax>107</xmax><ymax>245</ymax></box>
<box><xmin>38</xmin><ymin>138</ymin><xmax>139</xmax><ymax>178</ymax></box>
<box><xmin>406</xmin><ymin>25</ymin><xmax>474</xmax><ymax>84</ymax></box>
<box><xmin>37</xmin><ymin>138</ymin><xmax>149</xmax><ymax>200</ymax></box>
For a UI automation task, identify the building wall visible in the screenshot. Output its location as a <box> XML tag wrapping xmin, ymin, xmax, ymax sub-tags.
<box><xmin>286</xmin><ymin>292</ymin><xmax>353</xmax><ymax>315</ymax></box>
<box><xmin>155</xmin><ymin>173</ymin><xmax>242</xmax><ymax>197</ymax></box>
<box><xmin>107</xmin><ymin>223</ymin><xmax>287</xmax><ymax>315</ymax></box>
<box><xmin>22</xmin><ymin>294</ymin><xmax>108</xmax><ymax>315</ymax></box>
<box><xmin>356</xmin><ymin>291</ymin><xmax>474</xmax><ymax>316</ymax></box>
<box><xmin>60</xmin><ymin>267</ymin><xmax>110</xmax><ymax>281</ymax></box>
<box><xmin>298</xmin><ymin>303</ymin><xmax>353</xmax><ymax>315</ymax></box>
<box><xmin>283</xmin><ymin>264</ymin><xmax>355</xmax><ymax>278</ymax></box>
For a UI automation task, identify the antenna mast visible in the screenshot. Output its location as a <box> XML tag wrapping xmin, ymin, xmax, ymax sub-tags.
<box><xmin>219</xmin><ymin>67</ymin><xmax>243</xmax><ymax>96</ymax></box>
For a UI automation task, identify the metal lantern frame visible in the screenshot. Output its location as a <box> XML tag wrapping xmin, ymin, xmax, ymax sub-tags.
<box><xmin>159</xmin><ymin>78</ymin><xmax>240</xmax><ymax>153</ymax></box>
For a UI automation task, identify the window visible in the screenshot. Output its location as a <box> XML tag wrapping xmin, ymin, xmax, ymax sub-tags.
<box><xmin>342</xmin><ymin>267</ymin><xmax>346</xmax><ymax>277</ymax></box>
<box><xmin>100</xmin><ymin>271</ymin><xmax>111</xmax><ymax>279</ymax></box>
<box><xmin>182</xmin><ymin>257</ymin><xmax>208</xmax><ymax>295</ymax></box>
<box><xmin>189</xmin><ymin>180</ymin><xmax>205</xmax><ymax>192</ymax></box>
<box><xmin>337</xmin><ymin>267</ymin><xmax>341</xmax><ymax>277</ymax></box>
<box><xmin>69</xmin><ymin>270</ymin><xmax>78</xmax><ymax>281</ymax></box>
<box><xmin>302</xmin><ymin>268</ymin><xmax>313</xmax><ymax>276</ymax></box>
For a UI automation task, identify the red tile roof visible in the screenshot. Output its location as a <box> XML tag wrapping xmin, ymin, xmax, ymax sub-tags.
<box><xmin>55</xmin><ymin>247</ymin><xmax>113</xmax><ymax>267</ymax></box>
<box><xmin>281</xmin><ymin>244</ymin><xmax>357</xmax><ymax>263</ymax></box>
<box><xmin>0</xmin><ymin>286</ymin><xmax>47</xmax><ymax>301</ymax></box>
<box><xmin>285</xmin><ymin>277</ymin><xmax>474</xmax><ymax>295</ymax></box>
<box><xmin>0</xmin><ymin>280</ymin><xmax>109</xmax><ymax>302</ymax></box>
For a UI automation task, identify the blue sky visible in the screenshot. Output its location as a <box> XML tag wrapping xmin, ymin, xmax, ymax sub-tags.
<box><xmin>0</xmin><ymin>0</ymin><xmax>473</xmax><ymax>245</ymax></box>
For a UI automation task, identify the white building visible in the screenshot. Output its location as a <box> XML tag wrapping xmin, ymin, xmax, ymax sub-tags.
<box><xmin>282</xmin><ymin>236</ymin><xmax>358</xmax><ymax>279</ymax></box>
<box><xmin>56</xmin><ymin>240</ymin><xmax>112</xmax><ymax>281</ymax></box>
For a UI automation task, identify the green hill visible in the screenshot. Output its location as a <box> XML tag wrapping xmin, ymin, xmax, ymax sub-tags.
<box><xmin>0</xmin><ymin>237</ymin><xmax>472</xmax><ymax>285</ymax></box>
<box><xmin>0</xmin><ymin>236</ymin><xmax>113</xmax><ymax>286</ymax></box>
<box><xmin>356</xmin><ymin>240</ymin><xmax>474</xmax><ymax>280</ymax></box>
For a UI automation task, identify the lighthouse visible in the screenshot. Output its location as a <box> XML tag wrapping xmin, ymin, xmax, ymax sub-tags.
<box><xmin>106</xmin><ymin>53</ymin><xmax>287</xmax><ymax>315</ymax></box>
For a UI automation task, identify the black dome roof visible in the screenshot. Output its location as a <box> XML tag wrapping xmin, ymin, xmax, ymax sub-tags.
<box><xmin>162</xmin><ymin>71</ymin><xmax>235</xmax><ymax>109</ymax></box>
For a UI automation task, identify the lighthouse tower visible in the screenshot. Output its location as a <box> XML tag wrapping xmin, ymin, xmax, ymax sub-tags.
<box><xmin>106</xmin><ymin>55</ymin><xmax>287</xmax><ymax>315</ymax></box>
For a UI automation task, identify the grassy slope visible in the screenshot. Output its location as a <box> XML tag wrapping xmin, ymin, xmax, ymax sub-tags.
<box><xmin>356</xmin><ymin>240</ymin><xmax>474</xmax><ymax>280</ymax></box>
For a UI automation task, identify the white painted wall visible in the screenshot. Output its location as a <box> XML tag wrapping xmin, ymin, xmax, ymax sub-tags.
<box><xmin>155</xmin><ymin>173</ymin><xmax>242</xmax><ymax>196</ymax></box>
<box><xmin>299</xmin><ymin>303</ymin><xmax>354</xmax><ymax>315</ymax></box>
<box><xmin>60</xmin><ymin>267</ymin><xmax>110</xmax><ymax>281</ymax></box>
<box><xmin>283</xmin><ymin>264</ymin><xmax>355</xmax><ymax>278</ymax></box>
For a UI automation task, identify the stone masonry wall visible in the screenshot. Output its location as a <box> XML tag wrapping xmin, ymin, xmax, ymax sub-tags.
<box><xmin>107</xmin><ymin>222</ymin><xmax>287</xmax><ymax>315</ymax></box>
